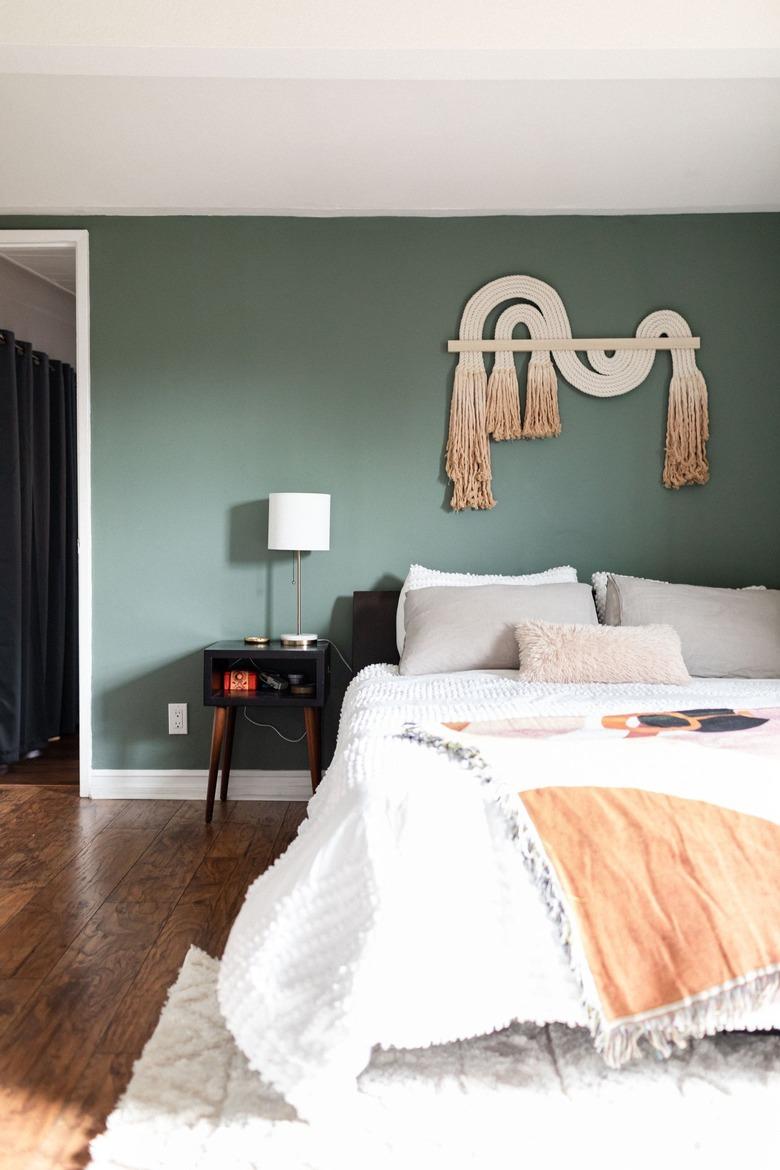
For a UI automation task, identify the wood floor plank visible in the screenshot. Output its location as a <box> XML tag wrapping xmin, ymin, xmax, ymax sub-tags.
<box><xmin>0</xmin><ymin>785</ymin><xmax>39</xmax><ymax>806</ymax></box>
<box><xmin>95</xmin><ymin>853</ymin><xmax>243</xmax><ymax>1059</ymax></box>
<box><xmin>79</xmin><ymin>805</ymin><xmax>241</xmax><ymax>1057</ymax></box>
<box><xmin>95</xmin><ymin>802</ymin><xmax>295</xmax><ymax>1058</ymax></box>
<box><xmin>206</xmin><ymin>817</ymin><xmax>255</xmax><ymax>859</ymax></box>
<box><xmin>271</xmin><ymin>801</ymin><xmax>308</xmax><ymax>862</ymax></box>
<box><xmin>0</xmin><ymin>898</ymin><xmax>173</xmax><ymax>1164</ymax></box>
<box><xmin>97</xmin><ymin>799</ymin><xmax>183</xmax><ymax>830</ymax></box>
<box><xmin>0</xmin><ymin>826</ymin><xmax>160</xmax><ymax>980</ymax></box>
<box><xmin>104</xmin><ymin>804</ymin><xmax>217</xmax><ymax>904</ymax></box>
<box><xmin>0</xmin><ymin>884</ymin><xmax>40</xmax><ymax>929</ymax></box>
<box><xmin>228</xmin><ymin>797</ymin><xmax>290</xmax><ymax>826</ymax></box>
<box><xmin>207</xmin><ymin>801</ymin><xmax>293</xmax><ymax>956</ymax></box>
<box><xmin>0</xmin><ymin>795</ymin><xmax>129</xmax><ymax>885</ymax></box>
<box><xmin>0</xmin><ymin>978</ymin><xmax>41</xmax><ymax>1040</ymax></box>
<box><xmin>0</xmin><ymin>787</ymin><xmax>312</xmax><ymax>1170</ymax></box>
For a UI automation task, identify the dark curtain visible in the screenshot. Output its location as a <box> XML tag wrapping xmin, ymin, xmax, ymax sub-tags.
<box><xmin>0</xmin><ymin>330</ymin><xmax>78</xmax><ymax>764</ymax></box>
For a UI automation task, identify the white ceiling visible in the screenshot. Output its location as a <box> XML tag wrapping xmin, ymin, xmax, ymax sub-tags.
<box><xmin>0</xmin><ymin>246</ymin><xmax>76</xmax><ymax>293</ymax></box>
<box><xmin>0</xmin><ymin>1</ymin><xmax>778</xmax><ymax>215</ymax></box>
<box><xmin>3</xmin><ymin>0</ymin><xmax>779</xmax><ymax>51</ymax></box>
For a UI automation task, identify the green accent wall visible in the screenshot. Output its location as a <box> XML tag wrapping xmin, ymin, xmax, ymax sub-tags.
<box><xmin>3</xmin><ymin>214</ymin><xmax>778</xmax><ymax>772</ymax></box>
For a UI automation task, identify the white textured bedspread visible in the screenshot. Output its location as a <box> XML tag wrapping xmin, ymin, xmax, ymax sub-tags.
<box><xmin>218</xmin><ymin>666</ymin><xmax>780</xmax><ymax>1117</ymax></box>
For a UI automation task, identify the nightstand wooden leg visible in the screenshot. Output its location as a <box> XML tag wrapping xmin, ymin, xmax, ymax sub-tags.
<box><xmin>206</xmin><ymin>706</ymin><xmax>227</xmax><ymax>823</ymax></box>
<box><xmin>303</xmin><ymin>706</ymin><xmax>321</xmax><ymax>792</ymax></box>
<box><xmin>220</xmin><ymin>707</ymin><xmax>237</xmax><ymax>802</ymax></box>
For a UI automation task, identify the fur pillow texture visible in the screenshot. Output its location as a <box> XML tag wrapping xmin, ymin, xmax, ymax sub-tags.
<box><xmin>515</xmin><ymin>620</ymin><xmax>691</xmax><ymax>685</ymax></box>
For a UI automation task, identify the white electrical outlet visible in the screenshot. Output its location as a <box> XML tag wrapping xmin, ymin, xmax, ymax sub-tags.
<box><xmin>168</xmin><ymin>702</ymin><xmax>188</xmax><ymax>734</ymax></box>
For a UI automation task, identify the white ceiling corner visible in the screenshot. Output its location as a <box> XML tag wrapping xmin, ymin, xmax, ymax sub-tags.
<box><xmin>0</xmin><ymin>245</ymin><xmax>76</xmax><ymax>293</ymax></box>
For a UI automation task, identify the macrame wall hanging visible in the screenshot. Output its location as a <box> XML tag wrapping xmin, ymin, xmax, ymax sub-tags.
<box><xmin>445</xmin><ymin>275</ymin><xmax>709</xmax><ymax>511</ymax></box>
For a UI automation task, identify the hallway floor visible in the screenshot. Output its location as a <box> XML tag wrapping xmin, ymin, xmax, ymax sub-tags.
<box><xmin>3</xmin><ymin>736</ymin><xmax>79</xmax><ymax>785</ymax></box>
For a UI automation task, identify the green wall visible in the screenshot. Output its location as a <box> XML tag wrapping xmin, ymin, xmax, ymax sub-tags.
<box><xmin>3</xmin><ymin>214</ymin><xmax>778</xmax><ymax>772</ymax></box>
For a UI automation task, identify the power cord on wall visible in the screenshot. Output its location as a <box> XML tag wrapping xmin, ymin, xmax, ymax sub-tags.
<box><xmin>236</xmin><ymin>638</ymin><xmax>353</xmax><ymax>742</ymax></box>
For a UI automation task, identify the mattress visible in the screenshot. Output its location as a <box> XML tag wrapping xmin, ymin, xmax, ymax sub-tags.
<box><xmin>218</xmin><ymin>665</ymin><xmax>780</xmax><ymax>1118</ymax></box>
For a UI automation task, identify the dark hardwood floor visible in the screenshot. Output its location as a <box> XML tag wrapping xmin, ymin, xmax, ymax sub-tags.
<box><xmin>2</xmin><ymin>735</ymin><xmax>79</xmax><ymax>785</ymax></box>
<box><xmin>0</xmin><ymin>782</ymin><xmax>307</xmax><ymax>1170</ymax></box>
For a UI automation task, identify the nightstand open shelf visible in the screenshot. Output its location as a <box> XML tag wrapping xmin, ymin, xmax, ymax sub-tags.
<box><xmin>209</xmin><ymin>690</ymin><xmax>320</xmax><ymax>707</ymax></box>
<box><xmin>202</xmin><ymin>640</ymin><xmax>330</xmax><ymax>822</ymax></box>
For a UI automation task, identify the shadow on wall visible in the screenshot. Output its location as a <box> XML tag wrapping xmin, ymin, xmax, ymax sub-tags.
<box><xmin>97</xmin><ymin>651</ymin><xmax>208</xmax><ymax>771</ymax></box>
<box><xmin>228</xmin><ymin>497</ymin><xmax>269</xmax><ymax>563</ymax></box>
<box><xmin>227</xmin><ymin>498</ymin><xmax>291</xmax><ymax>634</ymax></box>
<box><xmin>327</xmin><ymin>574</ymin><xmax>403</xmax><ymax>661</ymax></box>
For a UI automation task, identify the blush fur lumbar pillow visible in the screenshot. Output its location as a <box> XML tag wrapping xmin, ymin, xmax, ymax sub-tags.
<box><xmin>515</xmin><ymin>620</ymin><xmax>691</xmax><ymax>685</ymax></box>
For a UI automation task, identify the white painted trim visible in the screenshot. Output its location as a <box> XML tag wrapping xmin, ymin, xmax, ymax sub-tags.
<box><xmin>0</xmin><ymin>229</ymin><xmax>91</xmax><ymax>797</ymax></box>
<box><xmin>90</xmin><ymin>769</ymin><xmax>313</xmax><ymax>801</ymax></box>
<box><xmin>0</xmin><ymin>45</ymin><xmax>778</xmax><ymax>81</ymax></box>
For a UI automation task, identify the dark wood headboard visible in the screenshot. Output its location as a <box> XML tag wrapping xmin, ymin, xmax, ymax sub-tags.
<box><xmin>352</xmin><ymin>590</ymin><xmax>401</xmax><ymax>672</ymax></box>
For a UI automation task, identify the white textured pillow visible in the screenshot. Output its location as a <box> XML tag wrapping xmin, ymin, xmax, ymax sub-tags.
<box><xmin>592</xmin><ymin>571</ymin><xmax>766</xmax><ymax>624</ymax></box>
<box><xmin>396</xmin><ymin>563</ymin><xmax>578</xmax><ymax>654</ymax></box>
<box><xmin>515</xmin><ymin>620</ymin><xmax>691</xmax><ymax>685</ymax></box>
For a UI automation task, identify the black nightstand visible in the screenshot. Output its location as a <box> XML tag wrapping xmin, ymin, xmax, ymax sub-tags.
<box><xmin>202</xmin><ymin>640</ymin><xmax>330</xmax><ymax>822</ymax></box>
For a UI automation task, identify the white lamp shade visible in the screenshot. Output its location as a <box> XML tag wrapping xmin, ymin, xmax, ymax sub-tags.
<box><xmin>268</xmin><ymin>492</ymin><xmax>330</xmax><ymax>551</ymax></box>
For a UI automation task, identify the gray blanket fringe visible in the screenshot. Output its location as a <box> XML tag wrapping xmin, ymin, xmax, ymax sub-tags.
<box><xmin>397</xmin><ymin>721</ymin><xmax>780</xmax><ymax>1067</ymax></box>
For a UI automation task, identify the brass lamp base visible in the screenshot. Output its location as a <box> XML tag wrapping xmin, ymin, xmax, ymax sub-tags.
<box><xmin>280</xmin><ymin>633</ymin><xmax>318</xmax><ymax>647</ymax></box>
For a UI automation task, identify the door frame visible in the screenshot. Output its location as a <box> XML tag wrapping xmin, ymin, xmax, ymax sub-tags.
<box><xmin>0</xmin><ymin>229</ymin><xmax>92</xmax><ymax>796</ymax></box>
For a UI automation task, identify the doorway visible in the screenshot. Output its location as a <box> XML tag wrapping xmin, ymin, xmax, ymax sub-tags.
<box><xmin>0</xmin><ymin>230</ymin><xmax>91</xmax><ymax>796</ymax></box>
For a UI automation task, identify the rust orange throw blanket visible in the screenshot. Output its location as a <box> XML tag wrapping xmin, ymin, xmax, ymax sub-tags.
<box><xmin>401</xmin><ymin>707</ymin><xmax>780</xmax><ymax>1065</ymax></box>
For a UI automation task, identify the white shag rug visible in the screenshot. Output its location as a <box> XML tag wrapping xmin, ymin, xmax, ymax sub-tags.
<box><xmin>89</xmin><ymin>947</ymin><xmax>780</xmax><ymax>1170</ymax></box>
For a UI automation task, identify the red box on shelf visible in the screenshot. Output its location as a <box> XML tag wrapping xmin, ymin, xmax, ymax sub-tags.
<box><xmin>223</xmin><ymin>670</ymin><xmax>257</xmax><ymax>692</ymax></box>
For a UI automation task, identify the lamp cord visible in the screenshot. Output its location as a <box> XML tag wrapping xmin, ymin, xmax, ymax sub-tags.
<box><xmin>229</xmin><ymin>638</ymin><xmax>352</xmax><ymax>744</ymax></box>
<box><xmin>242</xmin><ymin>707</ymin><xmax>307</xmax><ymax>742</ymax></box>
<box><xmin>318</xmin><ymin>639</ymin><xmax>353</xmax><ymax>674</ymax></box>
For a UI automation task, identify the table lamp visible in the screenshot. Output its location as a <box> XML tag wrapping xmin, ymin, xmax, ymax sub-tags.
<box><xmin>268</xmin><ymin>492</ymin><xmax>330</xmax><ymax>647</ymax></box>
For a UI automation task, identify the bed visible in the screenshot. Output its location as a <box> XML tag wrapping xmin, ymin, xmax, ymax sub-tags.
<box><xmin>218</xmin><ymin>590</ymin><xmax>780</xmax><ymax>1119</ymax></box>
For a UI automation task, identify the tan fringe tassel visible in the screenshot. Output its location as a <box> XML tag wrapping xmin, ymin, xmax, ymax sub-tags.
<box><xmin>522</xmin><ymin>356</ymin><xmax>561</xmax><ymax>439</ymax></box>
<box><xmin>445</xmin><ymin>366</ymin><xmax>496</xmax><ymax>510</ymax></box>
<box><xmin>663</xmin><ymin>370</ymin><xmax>710</xmax><ymax>488</ymax></box>
<box><xmin>486</xmin><ymin>366</ymin><xmax>522</xmax><ymax>440</ymax></box>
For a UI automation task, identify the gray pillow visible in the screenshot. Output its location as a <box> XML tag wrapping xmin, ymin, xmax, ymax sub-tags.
<box><xmin>605</xmin><ymin>574</ymin><xmax>780</xmax><ymax>677</ymax></box>
<box><xmin>399</xmin><ymin>582</ymin><xmax>598</xmax><ymax>676</ymax></box>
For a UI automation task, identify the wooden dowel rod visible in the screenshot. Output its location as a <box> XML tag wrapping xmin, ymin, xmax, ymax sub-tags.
<box><xmin>448</xmin><ymin>337</ymin><xmax>700</xmax><ymax>353</ymax></box>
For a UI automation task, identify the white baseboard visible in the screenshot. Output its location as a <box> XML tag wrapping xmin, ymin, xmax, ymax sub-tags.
<box><xmin>89</xmin><ymin>769</ymin><xmax>312</xmax><ymax>801</ymax></box>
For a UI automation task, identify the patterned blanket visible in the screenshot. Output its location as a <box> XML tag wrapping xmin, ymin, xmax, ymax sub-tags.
<box><xmin>402</xmin><ymin>706</ymin><xmax>780</xmax><ymax>1065</ymax></box>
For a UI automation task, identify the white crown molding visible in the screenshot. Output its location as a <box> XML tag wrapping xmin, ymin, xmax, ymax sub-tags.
<box><xmin>90</xmin><ymin>769</ymin><xmax>312</xmax><ymax>801</ymax></box>
<box><xmin>1</xmin><ymin>46</ymin><xmax>779</xmax><ymax>81</ymax></box>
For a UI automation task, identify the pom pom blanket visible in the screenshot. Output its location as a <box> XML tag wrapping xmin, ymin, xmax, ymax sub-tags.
<box><xmin>402</xmin><ymin>707</ymin><xmax>780</xmax><ymax>1065</ymax></box>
